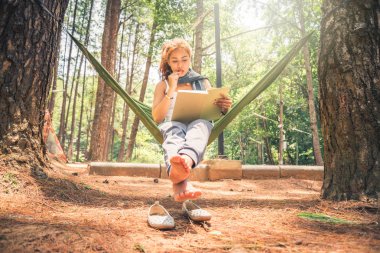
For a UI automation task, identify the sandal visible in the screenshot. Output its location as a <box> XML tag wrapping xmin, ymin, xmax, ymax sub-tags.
<box><xmin>182</xmin><ymin>200</ymin><xmax>212</xmax><ymax>222</ymax></box>
<box><xmin>147</xmin><ymin>201</ymin><xmax>175</xmax><ymax>230</ymax></box>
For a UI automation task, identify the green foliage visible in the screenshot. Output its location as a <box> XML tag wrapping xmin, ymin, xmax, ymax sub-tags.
<box><xmin>79</xmin><ymin>182</ymin><xmax>92</xmax><ymax>190</ymax></box>
<box><xmin>298</xmin><ymin>212</ymin><xmax>353</xmax><ymax>224</ymax></box>
<box><xmin>133</xmin><ymin>243</ymin><xmax>146</xmax><ymax>253</ymax></box>
<box><xmin>1</xmin><ymin>172</ymin><xmax>19</xmax><ymax>193</ymax></box>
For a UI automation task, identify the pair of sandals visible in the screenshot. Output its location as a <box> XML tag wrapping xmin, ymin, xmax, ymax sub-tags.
<box><xmin>147</xmin><ymin>200</ymin><xmax>212</xmax><ymax>230</ymax></box>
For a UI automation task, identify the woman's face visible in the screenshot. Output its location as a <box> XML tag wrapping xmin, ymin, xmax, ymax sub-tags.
<box><xmin>168</xmin><ymin>47</ymin><xmax>190</xmax><ymax>77</ymax></box>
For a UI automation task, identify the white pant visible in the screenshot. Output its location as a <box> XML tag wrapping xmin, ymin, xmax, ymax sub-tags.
<box><xmin>159</xmin><ymin>119</ymin><xmax>213</xmax><ymax>174</ymax></box>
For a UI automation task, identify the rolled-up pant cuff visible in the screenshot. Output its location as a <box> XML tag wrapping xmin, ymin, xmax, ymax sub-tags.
<box><xmin>178</xmin><ymin>149</ymin><xmax>198</xmax><ymax>168</ymax></box>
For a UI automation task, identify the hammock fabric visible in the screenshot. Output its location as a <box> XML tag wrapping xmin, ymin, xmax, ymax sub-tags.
<box><xmin>69</xmin><ymin>32</ymin><xmax>313</xmax><ymax>145</ymax></box>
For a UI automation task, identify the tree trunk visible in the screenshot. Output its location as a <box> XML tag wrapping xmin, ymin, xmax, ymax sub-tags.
<box><xmin>239</xmin><ymin>135</ymin><xmax>245</xmax><ymax>163</ymax></box>
<box><xmin>76</xmin><ymin>61</ymin><xmax>87</xmax><ymax>161</ymax></box>
<box><xmin>193</xmin><ymin>0</ymin><xmax>204</xmax><ymax>73</ymax></box>
<box><xmin>278</xmin><ymin>83</ymin><xmax>284</xmax><ymax>165</ymax></box>
<box><xmin>0</xmin><ymin>0</ymin><xmax>68</xmax><ymax>171</ymax></box>
<box><xmin>58</xmin><ymin>0</ymin><xmax>78</xmax><ymax>146</ymax></box>
<box><xmin>107</xmin><ymin>93</ymin><xmax>117</xmax><ymax>161</ymax></box>
<box><xmin>117</xmin><ymin>28</ymin><xmax>132</xmax><ymax>162</ymax></box>
<box><xmin>107</xmin><ymin>19</ymin><xmax>126</xmax><ymax>161</ymax></box>
<box><xmin>64</xmin><ymin>25</ymin><xmax>85</xmax><ymax>153</ymax></box>
<box><xmin>318</xmin><ymin>0</ymin><xmax>380</xmax><ymax>200</ymax></box>
<box><xmin>257</xmin><ymin>120</ymin><xmax>263</xmax><ymax>164</ymax></box>
<box><xmin>297</xmin><ymin>0</ymin><xmax>324</xmax><ymax>166</ymax></box>
<box><xmin>57</xmin><ymin>2</ymin><xmax>71</xmax><ymax>120</ymax></box>
<box><xmin>125</xmin><ymin>20</ymin><xmax>157</xmax><ymax>160</ymax></box>
<box><xmin>68</xmin><ymin>0</ymin><xmax>94</xmax><ymax>160</ymax></box>
<box><xmin>89</xmin><ymin>0</ymin><xmax>121</xmax><ymax>161</ymax></box>
<box><xmin>117</xmin><ymin>23</ymin><xmax>139</xmax><ymax>161</ymax></box>
<box><xmin>262</xmin><ymin>117</ymin><xmax>275</xmax><ymax>165</ymax></box>
<box><xmin>85</xmin><ymin>75</ymin><xmax>96</xmax><ymax>159</ymax></box>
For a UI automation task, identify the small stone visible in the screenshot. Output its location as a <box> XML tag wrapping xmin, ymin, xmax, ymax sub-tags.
<box><xmin>72</xmin><ymin>172</ymin><xmax>78</xmax><ymax>176</ymax></box>
<box><xmin>295</xmin><ymin>240</ymin><xmax>303</xmax><ymax>245</ymax></box>
<box><xmin>275</xmin><ymin>243</ymin><xmax>286</xmax><ymax>248</ymax></box>
<box><xmin>153</xmin><ymin>178</ymin><xmax>159</xmax><ymax>183</ymax></box>
<box><xmin>103</xmin><ymin>179</ymin><xmax>109</xmax><ymax>184</ymax></box>
<box><xmin>209</xmin><ymin>230</ymin><xmax>222</xmax><ymax>235</ymax></box>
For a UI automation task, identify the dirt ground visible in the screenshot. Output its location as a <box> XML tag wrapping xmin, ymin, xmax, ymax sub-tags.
<box><xmin>0</xmin><ymin>160</ymin><xmax>379</xmax><ymax>253</ymax></box>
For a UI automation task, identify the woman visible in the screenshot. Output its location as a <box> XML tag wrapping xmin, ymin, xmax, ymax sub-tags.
<box><xmin>152</xmin><ymin>38</ymin><xmax>232</xmax><ymax>202</ymax></box>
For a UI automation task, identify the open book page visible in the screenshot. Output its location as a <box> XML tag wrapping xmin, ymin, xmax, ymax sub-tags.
<box><xmin>171</xmin><ymin>87</ymin><xmax>229</xmax><ymax>123</ymax></box>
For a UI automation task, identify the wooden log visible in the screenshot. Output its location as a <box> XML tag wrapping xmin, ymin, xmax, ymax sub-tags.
<box><xmin>279</xmin><ymin>165</ymin><xmax>323</xmax><ymax>180</ymax></box>
<box><xmin>205</xmin><ymin>159</ymin><xmax>242</xmax><ymax>181</ymax></box>
<box><xmin>242</xmin><ymin>165</ymin><xmax>280</xmax><ymax>179</ymax></box>
<box><xmin>89</xmin><ymin>162</ymin><xmax>160</xmax><ymax>178</ymax></box>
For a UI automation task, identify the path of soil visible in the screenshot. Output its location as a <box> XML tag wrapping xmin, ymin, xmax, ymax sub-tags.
<box><xmin>0</xmin><ymin>160</ymin><xmax>379</xmax><ymax>252</ymax></box>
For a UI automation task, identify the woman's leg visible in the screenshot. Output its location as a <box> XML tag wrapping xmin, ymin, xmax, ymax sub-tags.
<box><xmin>159</xmin><ymin>121</ymin><xmax>193</xmax><ymax>184</ymax></box>
<box><xmin>178</xmin><ymin>119</ymin><xmax>213</xmax><ymax>166</ymax></box>
<box><xmin>172</xmin><ymin>179</ymin><xmax>201</xmax><ymax>201</ymax></box>
<box><xmin>159</xmin><ymin>121</ymin><xmax>187</xmax><ymax>174</ymax></box>
<box><xmin>171</xmin><ymin>119</ymin><xmax>213</xmax><ymax>202</ymax></box>
<box><xmin>169</xmin><ymin>119</ymin><xmax>212</xmax><ymax>182</ymax></box>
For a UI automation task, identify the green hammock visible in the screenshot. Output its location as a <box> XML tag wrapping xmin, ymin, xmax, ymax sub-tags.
<box><xmin>69</xmin><ymin>32</ymin><xmax>312</xmax><ymax>145</ymax></box>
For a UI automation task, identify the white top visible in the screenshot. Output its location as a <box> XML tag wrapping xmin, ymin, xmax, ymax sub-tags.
<box><xmin>164</xmin><ymin>80</ymin><xmax>177</xmax><ymax>122</ymax></box>
<box><xmin>164</xmin><ymin>93</ymin><xmax>177</xmax><ymax>122</ymax></box>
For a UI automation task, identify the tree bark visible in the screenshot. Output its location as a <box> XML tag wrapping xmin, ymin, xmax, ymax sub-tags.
<box><xmin>297</xmin><ymin>0</ymin><xmax>324</xmax><ymax>166</ymax></box>
<box><xmin>89</xmin><ymin>0</ymin><xmax>121</xmax><ymax>161</ymax></box>
<box><xmin>193</xmin><ymin>0</ymin><xmax>204</xmax><ymax>73</ymax></box>
<box><xmin>0</xmin><ymin>0</ymin><xmax>69</xmax><ymax>171</ymax></box>
<box><xmin>318</xmin><ymin>0</ymin><xmax>380</xmax><ymax>200</ymax></box>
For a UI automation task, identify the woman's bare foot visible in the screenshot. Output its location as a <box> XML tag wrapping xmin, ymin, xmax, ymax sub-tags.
<box><xmin>173</xmin><ymin>180</ymin><xmax>201</xmax><ymax>202</ymax></box>
<box><xmin>169</xmin><ymin>155</ymin><xmax>193</xmax><ymax>184</ymax></box>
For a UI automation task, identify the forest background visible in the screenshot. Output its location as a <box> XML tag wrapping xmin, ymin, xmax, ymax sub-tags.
<box><xmin>1</xmin><ymin>1</ymin><xmax>379</xmax><ymax>251</ymax></box>
<box><xmin>50</xmin><ymin>0</ymin><xmax>323</xmax><ymax>166</ymax></box>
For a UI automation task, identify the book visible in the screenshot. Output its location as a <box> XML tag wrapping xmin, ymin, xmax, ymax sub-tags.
<box><xmin>171</xmin><ymin>87</ymin><xmax>230</xmax><ymax>122</ymax></box>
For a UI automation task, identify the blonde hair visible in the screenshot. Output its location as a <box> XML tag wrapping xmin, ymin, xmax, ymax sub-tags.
<box><xmin>159</xmin><ymin>38</ymin><xmax>192</xmax><ymax>80</ymax></box>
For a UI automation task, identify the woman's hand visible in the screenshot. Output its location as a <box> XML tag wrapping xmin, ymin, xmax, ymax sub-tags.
<box><xmin>215</xmin><ymin>94</ymin><xmax>232</xmax><ymax>115</ymax></box>
<box><xmin>167</xmin><ymin>72</ymin><xmax>180</xmax><ymax>91</ymax></box>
